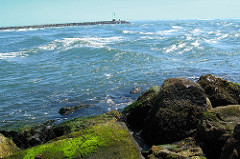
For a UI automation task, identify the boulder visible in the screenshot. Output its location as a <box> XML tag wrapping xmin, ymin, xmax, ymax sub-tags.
<box><xmin>0</xmin><ymin>120</ymin><xmax>55</xmax><ymax>149</ymax></box>
<box><xmin>58</xmin><ymin>104</ymin><xmax>91</xmax><ymax>115</ymax></box>
<box><xmin>143</xmin><ymin>77</ymin><xmax>211</xmax><ymax>145</ymax></box>
<box><xmin>0</xmin><ymin>133</ymin><xmax>20</xmax><ymax>158</ymax></box>
<box><xmin>196</xmin><ymin>105</ymin><xmax>240</xmax><ymax>159</ymax></box>
<box><xmin>122</xmin><ymin>85</ymin><xmax>161</xmax><ymax>130</ymax></box>
<box><xmin>7</xmin><ymin>122</ymin><xmax>143</xmax><ymax>159</ymax></box>
<box><xmin>146</xmin><ymin>137</ymin><xmax>206</xmax><ymax>159</ymax></box>
<box><xmin>198</xmin><ymin>74</ymin><xmax>240</xmax><ymax>107</ymax></box>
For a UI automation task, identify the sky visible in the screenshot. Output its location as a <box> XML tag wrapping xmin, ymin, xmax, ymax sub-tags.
<box><xmin>0</xmin><ymin>0</ymin><xmax>240</xmax><ymax>27</ymax></box>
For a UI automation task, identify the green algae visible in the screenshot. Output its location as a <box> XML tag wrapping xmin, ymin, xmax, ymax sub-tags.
<box><xmin>53</xmin><ymin>110</ymin><xmax>121</xmax><ymax>135</ymax></box>
<box><xmin>122</xmin><ymin>85</ymin><xmax>161</xmax><ymax>114</ymax></box>
<box><xmin>7</xmin><ymin>122</ymin><xmax>140</xmax><ymax>159</ymax></box>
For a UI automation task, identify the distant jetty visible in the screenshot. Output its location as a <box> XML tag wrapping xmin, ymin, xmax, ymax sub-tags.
<box><xmin>0</xmin><ymin>20</ymin><xmax>130</xmax><ymax>31</ymax></box>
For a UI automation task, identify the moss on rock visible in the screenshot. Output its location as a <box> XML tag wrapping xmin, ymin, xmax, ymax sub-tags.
<box><xmin>0</xmin><ymin>133</ymin><xmax>20</xmax><ymax>158</ymax></box>
<box><xmin>53</xmin><ymin>110</ymin><xmax>122</xmax><ymax>136</ymax></box>
<box><xmin>7</xmin><ymin>122</ymin><xmax>141</xmax><ymax>159</ymax></box>
<box><xmin>122</xmin><ymin>85</ymin><xmax>161</xmax><ymax>130</ymax></box>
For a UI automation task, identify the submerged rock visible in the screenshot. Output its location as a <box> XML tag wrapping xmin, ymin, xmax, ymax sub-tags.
<box><xmin>130</xmin><ymin>86</ymin><xmax>142</xmax><ymax>94</ymax></box>
<box><xmin>122</xmin><ymin>85</ymin><xmax>161</xmax><ymax>130</ymax></box>
<box><xmin>198</xmin><ymin>74</ymin><xmax>240</xmax><ymax>107</ymax></box>
<box><xmin>146</xmin><ymin>137</ymin><xmax>205</xmax><ymax>159</ymax></box>
<box><xmin>143</xmin><ymin>77</ymin><xmax>211</xmax><ymax>145</ymax></box>
<box><xmin>0</xmin><ymin>133</ymin><xmax>20</xmax><ymax>158</ymax></box>
<box><xmin>58</xmin><ymin>104</ymin><xmax>91</xmax><ymax>115</ymax></box>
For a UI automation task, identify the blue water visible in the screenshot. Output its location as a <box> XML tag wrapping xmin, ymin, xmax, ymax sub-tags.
<box><xmin>1</xmin><ymin>20</ymin><xmax>240</xmax><ymax>129</ymax></box>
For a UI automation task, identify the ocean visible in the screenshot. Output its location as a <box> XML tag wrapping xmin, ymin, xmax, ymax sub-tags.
<box><xmin>1</xmin><ymin>20</ymin><xmax>240</xmax><ymax>130</ymax></box>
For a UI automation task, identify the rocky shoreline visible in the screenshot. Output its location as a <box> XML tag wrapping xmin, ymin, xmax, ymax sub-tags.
<box><xmin>1</xmin><ymin>74</ymin><xmax>240</xmax><ymax>158</ymax></box>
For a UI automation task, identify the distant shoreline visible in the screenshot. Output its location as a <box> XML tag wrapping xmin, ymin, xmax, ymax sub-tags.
<box><xmin>0</xmin><ymin>20</ymin><xmax>130</xmax><ymax>31</ymax></box>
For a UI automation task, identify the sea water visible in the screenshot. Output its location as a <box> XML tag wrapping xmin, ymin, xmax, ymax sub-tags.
<box><xmin>1</xmin><ymin>20</ymin><xmax>240</xmax><ymax>129</ymax></box>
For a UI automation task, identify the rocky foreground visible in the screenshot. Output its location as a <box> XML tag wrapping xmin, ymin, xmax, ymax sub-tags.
<box><xmin>1</xmin><ymin>74</ymin><xmax>240</xmax><ymax>159</ymax></box>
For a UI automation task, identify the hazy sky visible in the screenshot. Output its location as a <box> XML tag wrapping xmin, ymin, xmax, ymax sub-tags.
<box><xmin>0</xmin><ymin>0</ymin><xmax>240</xmax><ymax>27</ymax></box>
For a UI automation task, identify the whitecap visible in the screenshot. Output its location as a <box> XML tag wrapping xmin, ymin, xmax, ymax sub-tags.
<box><xmin>191</xmin><ymin>41</ymin><xmax>200</xmax><ymax>47</ymax></box>
<box><xmin>191</xmin><ymin>29</ymin><xmax>203</xmax><ymax>34</ymax></box>
<box><xmin>39</xmin><ymin>43</ymin><xmax>58</xmax><ymax>50</ymax></box>
<box><xmin>123</xmin><ymin>30</ymin><xmax>136</xmax><ymax>34</ymax></box>
<box><xmin>0</xmin><ymin>51</ymin><xmax>27</xmax><ymax>59</ymax></box>
<box><xmin>172</xmin><ymin>26</ymin><xmax>183</xmax><ymax>29</ymax></box>
<box><xmin>139</xmin><ymin>32</ymin><xmax>154</xmax><ymax>35</ymax></box>
<box><xmin>156</xmin><ymin>29</ymin><xmax>177</xmax><ymax>35</ymax></box>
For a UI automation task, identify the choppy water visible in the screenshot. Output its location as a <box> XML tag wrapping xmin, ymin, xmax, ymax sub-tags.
<box><xmin>1</xmin><ymin>20</ymin><xmax>240</xmax><ymax>129</ymax></box>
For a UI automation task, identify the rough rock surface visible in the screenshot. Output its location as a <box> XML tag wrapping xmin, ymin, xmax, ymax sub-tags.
<box><xmin>0</xmin><ymin>133</ymin><xmax>20</xmax><ymax>158</ymax></box>
<box><xmin>146</xmin><ymin>137</ymin><xmax>206</xmax><ymax>159</ymax></box>
<box><xmin>122</xmin><ymin>85</ymin><xmax>161</xmax><ymax>130</ymax></box>
<box><xmin>198</xmin><ymin>74</ymin><xmax>240</xmax><ymax>107</ymax></box>
<box><xmin>143</xmin><ymin>77</ymin><xmax>211</xmax><ymax>145</ymax></box>
<box><xmin>196</xmin><ymin>105</ymin><xmax>240</xmax><ymax>159</ymax></box>
<box><xmin>7</xmin><ymin>121</ymin><xmax>142</xmax><ymax>159</ymax></box>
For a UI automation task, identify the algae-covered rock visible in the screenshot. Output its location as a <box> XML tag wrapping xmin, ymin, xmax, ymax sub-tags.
<box><xmin>143</xmin><ymin>78</ymin><xmax>210</xmax><ymax>145</ymax></box>
<box><xmin>53</xmin><ymin>110</ymin><xmax>122</xmax><ymax>137</ymax></box>
<box><xmin>0</xmin><ymin>120</ymin><xmax>55</xmax><ymax>149</ymax></box>
<box><xmin>122</xmin><ymin>85</ymin><xmax>161</xmax><ymax>130</ymax></box>
<box><xmin>7</xmin><ymin>122</ymin><xmax>142</xmax><ymax>159</ymax></box>
<box><xmin>198</xmin><ymin>74</ymin><xmax>240</xmax><ymax>107</ymax></box>
<box><xmin>196</xmin><ymin>105</ymin><xmax>240</xmax><ymax>159</ymax></box>
<box><xmin>146</xmin><ymin>137</ymin><xmax>205</xmax><ymax>159</ymax></box>
<box><xmin>0</xmin><ymin>133</ymin><xmax>20</xmax><ymax>158</ymax></box>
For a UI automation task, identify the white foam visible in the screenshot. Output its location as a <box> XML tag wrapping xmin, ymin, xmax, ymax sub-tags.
<box><xmin>39</xmin><ymin>43</ymin><xmax>57</xmax><ymax>50</ymax></box>
<box><xmin>0</xmin><ymin>51</ymin><xmax>27</xmax><ymax>59</ymax></box>
<box><xmin>123</xmin><ymin>30</ymin><xmax>136</xmax><ymax>34</ymax></box>
<box><xmin>191</xmin><ymin>41</ymin><xmax>200</xmax><ymax>47</ymax></box>
<box><xmin>203</xmin><ymin>38</ymin><xmax>218</xmax><ymax>44</ymax></box>
<box><xmin>139</xmin><ymin>32</ymin><xmax>154</xmax><ymax>35</ymax></box>
<box><xmin>156</xmin><ymin>29</ymin><xmax>177</xmax><ymax>35</ymax></box>
<box><xmin>172</xmin><ymin>26</ymin><xmax>182</xmax><ymax>29</ymax></box>
<box><xmin>191</xmin><ymin>29</ymin><xmax>203</xmax><ymax>34</ymax></box>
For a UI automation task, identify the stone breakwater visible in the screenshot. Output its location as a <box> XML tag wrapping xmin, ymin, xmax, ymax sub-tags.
<box><xmin>0</xmin><ymin>20</ymin><xmax>130</xmax><ymax>30</ymax></box>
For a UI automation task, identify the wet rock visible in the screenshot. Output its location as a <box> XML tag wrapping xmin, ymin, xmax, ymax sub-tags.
<box><xmin>7</xmin><ymin>119</ymin><xmax>142</xmax><ymax>159</ymax></box>
<box><xmin>143</xmin><ymin>77</ymin><xmax>211</xmax><ymax>145</ymax></box>
<box><xmin>0</xmin><ymin>133</ymin><xmax>20</xmax><ymax>158</ymax></box>
<box><xmin>58</xmin><ymin>104</ymin><xmax>91</xmax><ymax>115</ymax></box>
<box><xmin>146</xmin><ymin>137</ymin><xmax>205</xmax><ymax>159</ymax></box>
<box><xmin>122</xmin><ymin>85</ymin><xmax>161</xmax><ymax>130</ymax></box>
<box><xmin>198</xmin><ymin>74</ymin><xmax>240</xmax><ymax>107</ymax></box>
<box><xmin>0</xmin><ymin>120</ymin><xmax>55</xmax><ymax>149</ymax></box>
<box><xmin>130</xmin><ymin>86</ymin><xmax>142</xmax><ymax>94</ymax></box>
<box><xmin>196</xmin><ymin>105</ymin><xmax>240</xmax><ymax>159</ymax></box>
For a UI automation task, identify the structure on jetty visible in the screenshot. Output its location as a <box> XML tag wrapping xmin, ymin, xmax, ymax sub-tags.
<box><xmin>0</xmin><ymin>20</ymin><xmax>130</xmax><ymax>31</ymax></box>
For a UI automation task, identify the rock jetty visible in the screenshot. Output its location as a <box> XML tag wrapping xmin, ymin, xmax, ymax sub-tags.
<box><xmin>0</xmin><ymin>20</ymin><xmax>130</xmax><ymax>31</ymax></box>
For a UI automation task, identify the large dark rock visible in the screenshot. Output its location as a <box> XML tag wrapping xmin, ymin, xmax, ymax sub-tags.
<box><xmin>143</xmin><ymin>77</ymin><xmax>211</xmax><ymax>145</ymax></box>
<box><xmin>0</xmin><ymin>120</ymin><xmax>55</xmax><ymax>149</ymax></box>
<box><xmin>122</xmin><ymin>85</ymin><xmax>161</xmax><ymax>130</ymax></box>
<box><xmin>196</xmin><ymin>105</ymin><xmax>240</xmax><ymax>159</ymax></box>
<box><xmin>198</xmin><ymin>74</ymin><xmax>240</xmax><ymax>107</ymax></box>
